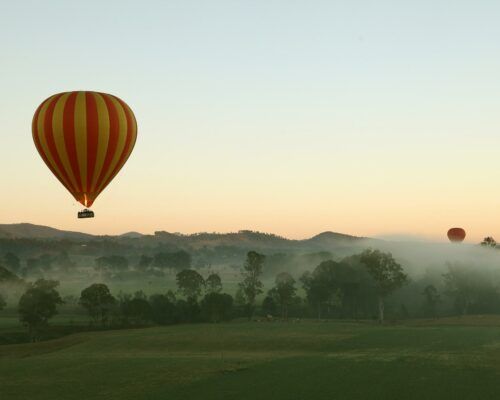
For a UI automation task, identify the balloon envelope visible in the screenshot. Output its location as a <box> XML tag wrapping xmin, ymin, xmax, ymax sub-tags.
<box><xmin>32</xmin><ymin>91</ymin><xmax>137</xmax><ymax>207</ymax></box>
<box><xmin>447</xmin><ymin>228</ymin><xmax>466</xmax><ymax>243</ymax></box>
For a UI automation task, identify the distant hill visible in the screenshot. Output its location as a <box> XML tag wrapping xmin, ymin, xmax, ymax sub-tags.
<box><xmin>0</xmin><ymin>223</ymin><xmax>94</xmax><ymax>241</ymax></box>
<box><xmin>152</xmin><ymin>230</ymin><xmax>296</xmax><ymax>250</ymax></box>
<box><xmin>0</xmin><ymin>223</ymin><xmax>369</xmax><ymax>253</ymax></box>
<box><xmin>305</xmin><ymin>231</ymin><xmax>366</xmax><ymax>246</ymax></box>
<box><xmin>118</xmin><ymin>231</ymin><xmax>145</xmax><ymax>239</ymax></box>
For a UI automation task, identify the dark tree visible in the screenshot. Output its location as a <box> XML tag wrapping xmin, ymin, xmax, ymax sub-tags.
<box><xmin>205</xmin><ymin>273</ymin><xmax>222</xmax><ymax>294</ymax></box>
<box><xmin>153</xmin><ymin>251</ymin><xmax>191</xmax><ymax>271</ymax></box>
<box><xmin>261</xmin><ymin>294</ymin><xmax>277</xmax><ymax>316</ymax></box>
<box><xmin>176</xmin><ymin>298</ymin><xmax>201</xmax><ymax>322</ymax></box>
<box><xmin>422</xmin><ymin>285</ymin><xmax>440</xmax><ymax>318</ymax></box>
<box><xmin>274</xmin><ymin>272</ymin><xmax>297</xmax><ymax>320</ymax></box>
<box><xmin>79</xmin><ymin>283</ymin><xmax>116</xmax><ymax>326</ymax></box>
<box><xmin>238</xmin><ymin>251</ymin><xmax>265</xmax><ymax>319</ymax></box>
<box><xmin>442</xmin><ymin>263</ymin><xmax>500</xmax><ymax>315</ymax></box>
<box><xmin>176</xmin><ymin>269</ymin><xmax>205</xmax><ymax>301</ymax></box>
<box><xmin>300</xmin><ymin>261</ymin><xmax>344</xmax><ymax>319</ymax></box>
<box><xmin>339</xmin><ymin>254</ymin><xmax>379</xmax><ymax>319</ymax></box>
<box><xmin>166</xmin><ymin>290</ymin><xmax>177</xmax><ymax>303</ymax></box>
<box><xmin>18</xmin><ymin>279</ymin><xmax>63</xmax><ymax>341</ymax></box>
<box><xmin>201</xmin><ymin>292</ymin><xmax>234</xmax><ymax>323</ymax></box>
<box><xmin>133</xmin><ymin>290</ymin><xmax>147</xmax><ymax>300</ymax></box>
<box><xmin>234</xmin><ymin>287</ymin><xmax>250</xmax><ymax>317</ymax></box>
<box><xmin>443</xmin><ymin>265</ymin><xmax>472</xmax><ymax>315</ymax></box>
<box><xmin>149</xmin><ymin>294</ymin><xmax>177</xmax><ymax>325</ymax></box>
<box><xmin>359</xmin><ymin>249</ymin><xmax>408</xmax><ymax>323</ymax></box>
<box><xmin>120</xmin><ymin>295</ymin><xmax>152</xmax><ymax>325</ymax></box>
<box><xmin>481</xmin><ymin>237</ymin><xmax>497</xmax><ymax>248</ymax></box>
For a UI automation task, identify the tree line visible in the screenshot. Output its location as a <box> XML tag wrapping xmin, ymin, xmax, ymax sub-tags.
<box><xmin>5</xmin><ymin>245</ymin><xmax>500</xmax><ymax>342</ymax></box>
<box><xmin>2</xmin><ymin>249</ymin><xmax>408</xmax><ymax>341</ymax></box>
<box><xmin>0</xmin><ymin>250</ymin><xmax>193</xmax><ymax>278</ymax></box>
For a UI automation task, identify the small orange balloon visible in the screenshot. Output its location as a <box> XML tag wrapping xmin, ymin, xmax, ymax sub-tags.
<box><xmin>447</xmin><ymin>228</ymin><xmax>466</xmax><ymax>243</ymax></box>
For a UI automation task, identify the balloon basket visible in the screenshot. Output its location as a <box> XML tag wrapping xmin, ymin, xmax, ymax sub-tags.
<box><xmin>78</xmin><ymin>209</ymin><xmax>95</xmax><ymax>219</ymax></box>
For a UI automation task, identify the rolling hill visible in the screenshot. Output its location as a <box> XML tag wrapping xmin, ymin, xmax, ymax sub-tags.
<box><xmin>0</xmin><ymin>223</ymin><xmax>94</xmax><ymax>241</ymax></box>
<box><xmin>0</xmin><ymin>223</ymin><xmax>368</xmax><ymax>254</ymax></box>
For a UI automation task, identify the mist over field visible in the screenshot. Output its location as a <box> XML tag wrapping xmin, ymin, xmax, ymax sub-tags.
<box><xmin>2</xmin><ymin>223</ymin><xmax>500</xmax><ymax>316</ymax></box>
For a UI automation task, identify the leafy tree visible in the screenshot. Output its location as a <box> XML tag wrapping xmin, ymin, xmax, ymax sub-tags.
<box><xmin>18</xmin><ymin>279</ymin><xmax>63</xmax><ymax>341</ymax></box>
<box><xmin>176</xmin><ymin>269</ymin><xmax>205</xmax><ymax>301</ymax></box>
<box><xmin>340</xmin><ymin>254</ymin><xmax>379</xmax><ymax>319</ymax></box>
<box><xmin>176</xmin><ymin>297</ymin><xmax>201</xmax><ymax>322</ymax></box>
<box><xmin>149</xmin><ymin>294</ymin><xmax>177</xmax><ymax>325</ymax></box>
<box><xmin>261</xmin><ymin>294</ymin><xmax>277</xmax><ymax>316</ymax></box>
<box><xmin>422</xmin><ymin>284</ymin><xmax>440</xmax><ymax>318</ymax></box>
<box><xmin>359</xmin><ymin>249</ymin><xmax>408</xmax><ymax>323</ymax></box>
<box><xmin>153</xmin><ymin>251</ymin><xmax>191</xmax><ymax>271</ymax></box>
<box><xmin>120</xmin><ymin>294</ymin><xmax>152</xmax><ymax>325</ymax></box>
<box><xmin>166</xmin><ymin>289</ymin><xmax>177</xmax><ymax>303</ymax></box>
<box><xmin>205</xmin><ymin>273</ymin><xmax>222</xmax><ymax>294</ymax></box>
<box><xmin>234</xmin><ymin>287</ymin><xmax>250</xmax><ymax>317</ymax></box>
<box><xmin>79</xmin><ymin>283</ymin><xmax>116</xmax><ymax>326</ymax></box>
<box><xmin>442</xmin><ymin>263</ymin><xmax>500</xmax><ymax>315</ymax></box>
<box><xmin>274</xmin><ymin>272</ymin><xmax>297</xmax><ymax>320</ymax></box>
<box><xmin>443</xmin><ymin>265</ymin><xmax>476</xmax><ymax>315</ymax></box>
<box><xmin>325</xmin><ymin>288</ymin><xmax>343</xmax><ymax>316</ymax></box>
<box><xmin>133</xmin><ymin>290</ymin><xmax>147</xmax><ymax>300</ymax></box>
<box><xmin>481</xmin><ymin>237</ymin><xmax>497</xmax><ymax>248</ymax></box>
<box><xmin>201</xmin><ymin>292</ymin><xmax>233</xmax><ymax>322</ymax></box>
<box><xmin>234</xmin><ymin>287</ymin><xmax>246</xmax><ymax>306</ymax></box>
<box><xmin>300</xmin><ymin>261</ymin><xmax>345</xmax><ymax>319</ymax></box>
<box><xmin>238</xmin><ymin>251</ymin><xmax>265</xmax><ymax>319</ymax></box>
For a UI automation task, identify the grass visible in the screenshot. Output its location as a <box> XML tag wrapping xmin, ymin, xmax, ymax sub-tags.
<box><xmin>1</xmin><ymin>317</ymin><xmax>500</xmax><ymax>399</ymax></box>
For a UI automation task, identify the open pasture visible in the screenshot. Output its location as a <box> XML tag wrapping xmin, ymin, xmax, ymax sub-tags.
<box><xmin>2</xmin><ymin>318</ymin><xmax>500</xmax><ymax>399</ymax></box>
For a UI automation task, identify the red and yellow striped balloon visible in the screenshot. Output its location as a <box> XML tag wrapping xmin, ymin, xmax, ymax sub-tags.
<box><xmin>32</xmin><ymin>91</ymin><xmax>137</xmax><ymax>208</ymax></box>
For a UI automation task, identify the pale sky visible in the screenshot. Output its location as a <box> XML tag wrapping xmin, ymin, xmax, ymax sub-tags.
<box><xmin>1</xmin><ymin>1</ymin><xmax>499</xmax><ymax>242</ymax></box>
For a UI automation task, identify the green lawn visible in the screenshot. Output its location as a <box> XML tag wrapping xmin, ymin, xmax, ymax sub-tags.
<box><xmin>1</xmin><ymin>318</ymin><xmax>500</xmax><ymax>399</ymax></box>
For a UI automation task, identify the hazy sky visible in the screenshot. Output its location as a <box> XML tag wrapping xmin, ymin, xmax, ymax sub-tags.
<box><xmin>1</xmin><ymin>1</ymin><xmax>499</xmax><ymax>241</ymax></box>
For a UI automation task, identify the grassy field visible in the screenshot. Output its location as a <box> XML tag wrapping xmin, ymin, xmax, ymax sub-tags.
<box><xmin>2</xmin><ymin>317</ymin><xmax>500</xmax><ymax>399</ymax></box>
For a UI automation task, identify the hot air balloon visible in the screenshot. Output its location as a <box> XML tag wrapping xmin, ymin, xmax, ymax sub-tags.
<box><xmin>32</xmin><ymin>91</ymin><xmax>137</xmax><ymax>218</ymax></box>
<box><xmin>447</xmin><ymin>227</ymin><xmax>466</xmax><ymax>243</ymax></box>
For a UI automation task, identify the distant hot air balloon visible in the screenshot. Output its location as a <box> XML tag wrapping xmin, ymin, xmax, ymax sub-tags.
<box><xmin>32</xmin><ymin>91</ymin><xmax>137</xmax><ymax>218</ymax></box>
<box><xmin>447</xmin><ymin>228</ymin><xmax>466</xmax><ymax>243</ymax></box>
